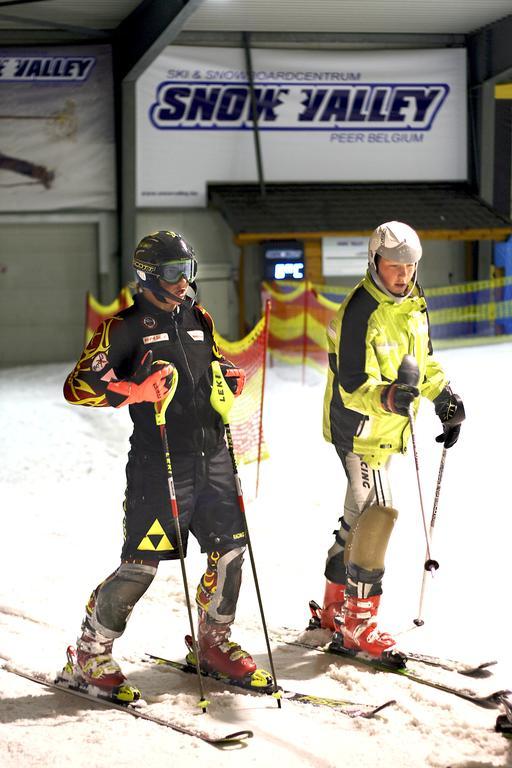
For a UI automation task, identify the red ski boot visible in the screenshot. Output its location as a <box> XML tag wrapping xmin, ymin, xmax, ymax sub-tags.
<box><xmin>308</xmin><ymin>583</ymin><xmax>346</xmax><ymax>631</ymax></box>
<box><xmin>320</xmin><ymin>580</ymin><xmax>346</xmax><ymax>631</ymax></box>
<box><xmin>193</xmin><ymin>614</ymin><xmax>257</xmax><ymax>681</ymax></box>
<box><xmin>340</xmin><ymin>594</ymin><xmax>396</xmax><ymax>658</ymax></box>
<box><xmin>75</xmin><ymin>630</ymin><xmax>126</xmax><ymax>690</ymax></box>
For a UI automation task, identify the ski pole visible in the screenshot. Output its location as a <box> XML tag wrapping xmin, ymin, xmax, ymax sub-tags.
<box><xmin>210</xmin><ymin>360</ymin><xmax>282</xmax><ymax>707</ymax></box>
<box><xmin>397</xmin><ymin>356</ymin><xmax>440</xmax><ymax>580</ymax></box>
<box><xmin>413</xmin><ymin>447</ymin><xmax>447</xmax><ymax>626</ymax></box>
<box><xmin>154</xmin><ymin>362</ymin><xmax>209</xmax><ymax>713</ymax></box>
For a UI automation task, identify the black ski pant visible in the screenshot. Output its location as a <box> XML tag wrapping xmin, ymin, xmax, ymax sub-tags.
<box><xmin>81</xmin><ymin>442</ymin><xmax>247</xmax><ymax>638</ymax></box>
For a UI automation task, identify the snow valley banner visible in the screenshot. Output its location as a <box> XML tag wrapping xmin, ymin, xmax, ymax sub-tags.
<box><xmin>0</xmin><ymin>46</ymin><xmax>115</xmax><ymax>211</ymax></box>
<box><xmin>136</xmin><ymin>47</ymin><xmax>467</xmax><ymax>207</ymax></box>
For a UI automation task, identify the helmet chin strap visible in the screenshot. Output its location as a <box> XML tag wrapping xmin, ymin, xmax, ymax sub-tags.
<box><xmin>369</xmin><ymin>264</ymin><xmax>418</xmax><ymax>303</ymax></box>
<box><xmin>150</xmin><ymin>280</ymin><xmax>197</xmax><ymax>308</ymax></box>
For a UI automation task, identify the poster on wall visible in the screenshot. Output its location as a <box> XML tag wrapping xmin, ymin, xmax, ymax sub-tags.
<box><xmin>322</xmin><ymin>237</ymin><xmax>368</xmax><ymax>277</ymax></box>
<box><xmin>0</xmin><ymin>46</ymin><xmax>115</xmax><ymax>211</ymax></box>
<box><xmin>136</xmin><ymin>46</ymin><xmax>467</xmax><ymax>207</ymax></box>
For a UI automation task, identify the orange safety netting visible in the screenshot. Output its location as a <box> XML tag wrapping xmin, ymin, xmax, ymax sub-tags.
<box><xmin>84</xmin><ymin>286</ymin><xmax>134</xmax><ymax>345</ymax></box>
<box><xmin>215</xmin><ymin>305</ymin><xmax>270</xmax><ymax>468</ymax></box>
<box><xmin>262</xmin><ymin>280</ymin><xmax>346</xmax><ymax>371</ymax></box>
<box><xmin>84</xmin><ymin>289</ymin><xmax>270</xmax><ymax>468</ymax></box>
<box><xmin>262</xmin><ymin>276</ymin><xmax>512</xmax><ymax>369</ymax></box>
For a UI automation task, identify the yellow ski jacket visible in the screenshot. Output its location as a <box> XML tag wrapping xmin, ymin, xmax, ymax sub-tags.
<box><xmin>323</xmin><ymin>271</ymin><xmax>447</xmax><ymax>469</ymax></box>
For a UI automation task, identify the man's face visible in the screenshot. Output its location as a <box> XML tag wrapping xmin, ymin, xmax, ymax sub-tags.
<box><xmin>377</xmin><ymin>258</ymin><xmax>416</xmax><ymax>296</ymax></box>
<box><xmin>143</xmin><ymin>276</ymin><xmax>189</xmax><ymax>312</ymax></box>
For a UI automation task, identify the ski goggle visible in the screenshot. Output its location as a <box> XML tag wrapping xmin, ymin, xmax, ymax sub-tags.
<box><xmin>157</xmin><ymin>258</ymin><xmax>198</xmax><ymax>284</ymax></box>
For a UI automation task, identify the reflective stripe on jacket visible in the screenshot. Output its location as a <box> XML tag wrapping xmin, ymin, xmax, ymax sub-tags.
<box><xmin>322</xmin><ymin>271</ymin><xmax>447</xmax><ymax>469</ymax></box>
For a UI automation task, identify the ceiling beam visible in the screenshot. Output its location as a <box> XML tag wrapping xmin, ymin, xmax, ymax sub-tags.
<box><xmin>0</xmin><ymin>0</ymin><xmax>47</xmax><ymax>6</ymax></box>
<box><xmin>468</xmin><ymin>13</ymin><xmax>512</xmax><ymax>84</ymax></box>
<box><xmin>0</xmin><ymin>11</ymin><xmax>108</xmax><ymax>38</ymax></box>
<box><xmin>112</xmin><ymin>0</ymin><xmax>206</xmax><ymax>83</ymax></box>
<box><xmin>175</xmin><ymin>30</ymin><xmax>466</xmax><ymax>49</ymax></box>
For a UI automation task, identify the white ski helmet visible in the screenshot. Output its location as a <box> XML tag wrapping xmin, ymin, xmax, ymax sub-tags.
<box><xmin>368</xmin><ymin>221</ymin><xmax>422</xmax><ymax>269</ymax></box>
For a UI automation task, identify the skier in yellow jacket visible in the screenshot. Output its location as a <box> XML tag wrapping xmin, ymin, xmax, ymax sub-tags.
<box><xmin>316</xmin><ymin>221</ymin><xmax>465</xmax><ymax>658</ymax></box>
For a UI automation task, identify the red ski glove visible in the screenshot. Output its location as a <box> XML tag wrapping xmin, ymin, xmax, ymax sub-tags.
<box><xmin>220</xmin><ymin>361</ymin><xmax>246</xmax><ymax>397</ymax></box>
<box><xmin>106</xmin><ymin>351</ymin><xmax>174</xmax><ymax>408</ymax></box>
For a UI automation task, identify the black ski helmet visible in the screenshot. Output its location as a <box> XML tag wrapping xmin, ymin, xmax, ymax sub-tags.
<box><xmin>133</xmin><ymin>230</ymin><xmax>198</xmax><ymax>304</ymax></box>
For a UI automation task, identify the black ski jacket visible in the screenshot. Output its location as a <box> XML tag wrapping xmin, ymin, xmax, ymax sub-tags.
<box><xmin>64</xmin><ymin>293</ymin><xmax>226</xmax><ymax>456</ymax></box>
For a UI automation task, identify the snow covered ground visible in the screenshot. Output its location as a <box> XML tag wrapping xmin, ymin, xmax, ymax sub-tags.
<box><xmin>1</xmin><ymin>342</ymin><xmax>511</xmax><ymax>768</ymax></box>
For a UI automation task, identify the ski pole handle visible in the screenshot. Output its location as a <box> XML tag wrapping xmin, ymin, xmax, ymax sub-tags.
<box><xmin>210</xmin><ymin>360</ymin><xmax>235</xmax><ymax>424</ymax></box>
<box><xmin>397</xmin><ymin>354</ymin><xmax>420</xmax><ymax>388</ymax></box>
<box><xmin>154</xmin><ymin>361</ymin><xmax>178</xmax><ymax>426</ymax></box>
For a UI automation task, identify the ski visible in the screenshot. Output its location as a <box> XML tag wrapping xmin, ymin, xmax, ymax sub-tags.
<box><xmin>274</xmin><ymin>634</ymin><xmax>510</xmax><ymax>710</ymax></box>
<box><xmin>495</xmin><ymin>693</ymin><xmax>512</xmax><ymax>737</ymax></box>
<box><xmin>307</xmin><ymin>601</ymin><xmax>497</xmax><ymax>677</ymax></box>
<box><xmin>325</xmin><ymin>642</ymin><xmax>509</xmax><ymax>709</ymax></box>
<box><xmin>395</xmin><ymin>650</ymin><xmax>496</xmax><ymax>678</ymax></box>
<box><xmin>145</xmin><ymin>652</ymin><xmax>396</xmax><ymax>719</ymax></box>
<box><xmin>4</xmin><ymin>664</ymin><xmax>253</xmax><ymax>747</ymax></box>
<box><xmin>495</xmin><ymin>716</ymin><xmax>512</xmax><ymax>737</ymax></box>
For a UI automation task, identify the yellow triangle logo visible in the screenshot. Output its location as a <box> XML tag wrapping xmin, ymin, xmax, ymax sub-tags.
<box><xmin>147</xmin><ymin>519</ymin><xmax>166</xmax><ymax>536</ymax></box>
<box><xmin>137</xmin><ymin>519</ymin><xmax>174</xmax><ymax>551</ymax></box>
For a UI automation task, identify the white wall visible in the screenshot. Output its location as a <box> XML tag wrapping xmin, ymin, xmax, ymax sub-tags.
<box><xmin>0</xmin><ymin>222</ymin><xmax>98</xmax><ymax>366</ymax></box>
<box><xmin>419</xmin><ymin>239</ymin><xmax>467</xmax><ymax>287</ymax></box>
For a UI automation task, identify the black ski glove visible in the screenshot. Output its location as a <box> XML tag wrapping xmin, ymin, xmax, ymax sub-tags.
<box><xmin>433</xmin><ymin>385</ymin><xmax>465</xmax><ymax>449</ymax></box>
<box><xmin>381</xmin><ymin>381</ymin><xmax>419</xmax><ymax>417</ymax></box>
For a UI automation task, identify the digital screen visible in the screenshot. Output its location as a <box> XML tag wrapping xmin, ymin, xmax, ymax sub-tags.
<box><xmin>272</xmin><ymin>262</ymin><xmax>304</xmax><ymax>280</ymax></box>
<box><xmin>263</xmin><ymin>242</ymin><xmax>304</xmax><ymax>280</ymax></box>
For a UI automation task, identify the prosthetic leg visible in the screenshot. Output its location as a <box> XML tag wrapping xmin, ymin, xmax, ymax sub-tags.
<box><xmin>339</xmin><ymin>504</ymin><xmax>398</xmax><ymax>656</ymax></box>
<box><xmin>76</xmin><ymin>561</ymin><xmax>157</xmax><ymax>688</ymax></box>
